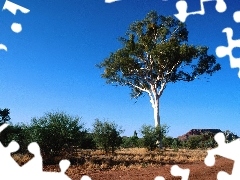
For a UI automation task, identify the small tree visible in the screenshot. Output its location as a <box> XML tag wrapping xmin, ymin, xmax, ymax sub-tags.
<box><xmin>0</xmin><ymin>123</ymin><xmax>23</xmax><ymax>147</ymax></box>
<box><xmin>121</xmin><ymin>130</ymin><xmax>139</xmax><ymax>148</ymax></box>
<box><xmin>0</xmin><ymin>108</ymin><xmax>10</xmax><ymax>125</ymax></box>
<box><xmin>97</xmin><ymin>11</ymin><xmax>221</xmax><ymax>148</ymax></box>
<box><xmin>26</xmin><ymin>111</ymin><xmax>86</xmax><ymax>161</ymax></box>
<box><xmin>171</xmin><ymin>138</ymin><xmax>182</xmax><ymax>151</ymax></box>
<box><xmin>92</xmin><ymin>119</ymin><xmax>124</xmax><ymax>154</ymax></box>
<box><xmin>140</xmin><ymin>124</ymin><xmax>169</xmax><ymax>151</ymax></box>
<box><xmin>162</xmin><ymin>136</ymin><xmax>174</xmax><ymax>148</ymax></box>
<box><xmin>80</xmin><ymin>132</ymin><xmax>96</xmax><ymax>149</ymax></box>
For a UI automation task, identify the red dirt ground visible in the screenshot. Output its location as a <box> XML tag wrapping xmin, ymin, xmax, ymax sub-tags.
<box><xmin>62</xmin><ymin>156</ymin><xmax>233</xmax><ymax>180</ymax></box>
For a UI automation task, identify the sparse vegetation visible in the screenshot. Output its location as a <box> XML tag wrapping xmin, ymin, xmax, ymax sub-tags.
<box><xmin>140</xmin><ymin>124</ymin><xmax>169</xmax><ymax>150</ymax></box>
<box><xmin>24</xmin><ymin>111</ymin><xmax>87</xmax><ymax>163</ymax></box>
<box><xmin>12</xmin><ymin>147</ymin><xmax>207</xmax><ymax>171</ymax></box>
<box><xmin>92</xmin><ymin>119</ymin><xmax>124</xmax><ymax>154</ymax></box>
<box><xmin>121</xmin><ymin>130</ymin><xmax>140</xmax><ymax>148</ymax></box>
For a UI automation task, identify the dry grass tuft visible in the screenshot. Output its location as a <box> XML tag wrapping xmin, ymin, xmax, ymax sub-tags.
<box><xmin>12</xmin><ymin>148</ymin><xmax>207</xmax><ymax>174</ymax></box>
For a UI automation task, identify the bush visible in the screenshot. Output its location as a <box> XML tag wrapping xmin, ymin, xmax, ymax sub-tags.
<box><xmin>140</xmin><ymin>124</ymin><xmax>169</xmax><ymax>151</ymax></box>
<box><xmin>92</xmin><ymin>119</ymin><xmax>124</xmax><ymax>154</ymax></box>
<box><xmin>0</xmin><ymin>123</ymin><xmax>28</xmax><ymax>151</ymax></box>
<box><xmin>184</xmin><ymin>132</ymin><xmax>218</xmax><ymax>149</ymax></box>
<box><xmin>185</xmin><ymin>135</ymin><xmax>202</xmax><ymax>149</ymax></box>
<box><xmin>162</xmin><ymin>136</ymin><xmax>174</xmax><ymax>148</ymax></box>
<box><xmin>80</xmin><ymin>132</ymin><xmax>96</xmax><ymax>149</ymax></box>
<box><xmin>26</xmin><ymin>111</ymin><xmax>86</xmax><ymax>160</ymax></box>
<box><xmin>121</xmin><ymin>130</ymin><xmax>139</xmax><ymax>148</ymax></box>
<box><xmin>171</xmin><ymin>138</ymin><xmax>182</xmax><ymax>151</ymax></box>
<box><xmin>0</xmin><ymin>108</ymin><xmax>10</xmax><ymax>124</ymax></box>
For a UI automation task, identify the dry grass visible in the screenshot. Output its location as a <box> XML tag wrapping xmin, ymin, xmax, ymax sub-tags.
<box><xmin>12</xmin><ymin>147</ymin><xmax>207</xmax><ymax>173</ymax></box>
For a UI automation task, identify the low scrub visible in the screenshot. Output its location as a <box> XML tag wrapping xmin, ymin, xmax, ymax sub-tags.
<box><xmin>12</xmin><ymin>148</ymin><xmax>207</xmax><ymax>170</ymax></box>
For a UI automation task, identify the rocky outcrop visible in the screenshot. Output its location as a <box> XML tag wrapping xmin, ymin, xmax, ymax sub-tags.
<box><xmin>178</xmin><ymin>129</ymin><xmax>239</xmax><ymax>142</ymax></box>
<box><xmin>177</xmin><ymin>129</ymin><xmax>222</xmax><ymax>141</ymax></box>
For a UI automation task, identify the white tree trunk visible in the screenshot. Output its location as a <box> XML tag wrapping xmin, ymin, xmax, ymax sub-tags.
<box><xmin>151</xmin><ymin>95</ymin><xmax>163</xmax><ymax>149</ymax></box>
<box><xmin>153</xmin><ymin>97</ymin><xmax>160</xmax><ymax>127</ymax></box>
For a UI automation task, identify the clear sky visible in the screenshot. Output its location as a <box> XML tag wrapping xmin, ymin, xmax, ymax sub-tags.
<box><xmin>0</xmin><ymin>0</ymin><xmax>240</xmax><ymax>138</ymax></box>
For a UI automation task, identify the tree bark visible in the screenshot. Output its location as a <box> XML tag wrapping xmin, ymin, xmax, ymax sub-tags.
<box><xmin>153</xmin><ymin>97</ymin><xmax>160</xmax><ymax>127</ymax></box>
<box><xmin>152</xmin><ymin>95</ymin><xmax>163</xmax><ymax>149</ymax></box>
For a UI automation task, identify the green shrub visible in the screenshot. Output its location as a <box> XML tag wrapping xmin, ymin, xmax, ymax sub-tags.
<box><xmin>184</xmin><ymin>133</ymin><xmax>218</xmax><ymax>149</ymax></box>
<box><xmin>80</xmin><ymin>132</ymin><xmax>96</xmax><ymax>149</ymax></box>
<box><xmin>0</xmin><ymin>123</ymin><xmax>28</xmax><ymax>152</ymax></box>
<box><xmin>171</xmin><ymin>138</ymin><xmax>182</xmax><ymax>151</ymax></box>
<box><xmin>162</xmin><ymin>136</ymin><xmax>174</xmax><ymax>148</ymax></box>
<box><xmin>92</xmin><ymin>119</ymin><xmax>124</xmax><ymax>154</ymax></box>
<box><xmin>26</xmin><ymin>111</ymin><xmax>86</xmax><ymax>160</ymax></box>
<box><xmin>121</xmin><ymin>130</ymin><xmax>139</xmax><ymax>148</ymax></box>
<box><xmin>140</xmin><ymin>124</ymin><xmax>169</xmax><ymax>151</ymax></box>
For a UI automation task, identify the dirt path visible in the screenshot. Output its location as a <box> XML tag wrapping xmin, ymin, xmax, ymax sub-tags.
<box><xmin>69</xmin><ymin>157</ymin><xmax>233</xmax><ymax>180</ymax></box>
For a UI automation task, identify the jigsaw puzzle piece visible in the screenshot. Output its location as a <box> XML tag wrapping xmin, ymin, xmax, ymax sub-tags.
<box><xmin>154</xmin><ymin>176</ymin><xmax>165</xmax><ymax>180</ymax></box>
<box><xmin>81</xmin><ymin>175</ymin><xmax>92</xmax><ymax>180</ymax></box>
<box><xmin>215</xmin><ymin>45</ymin><xmax>229</xmax><ymax>58</ymax></box>
<box><xmin>205</xmin><ymin>132</ymin><xmax>240</xmax><ymax>179</ymax></box>
<box><xmin>206</xmin><ymin>133</ymin><xmax>240</xmax><ymax>162</ymax></box>
<box><xmin>174</xmin><ymin>0</ymin><xmax>188</xmax><ymax>22</ymax></box>
<box><xmin>2</xmin><ymin>0</ymin><xmax>30</xmax><ymax>15</ymax></box>
<box><xmin>0</xmin><ymin>124</ymin><xmax>22</xmax><ymax>177</ymax></box>
<box><xmin>215</xmin><ymin>0</ymin><xmax>227</xmax><ymax>13</ymax></box>
<box><xmin>216</xmin><ymin>27</ymin><xmax>240</xmax><ymax>78</ymax></box>
<box><xmin>174</xmin><ymin>0</ymin><xmax>227</xmax><ymax>22</ymax></box>
<box><xmin>217</xmin><ymin>171</ymin><xmax>232</xmax><ymax>180</ymax></box>
<box><xmin>217</xmin><ymin>167</ymin><xmax>240</xmax><ymax>180</ymax></box>
<box><xmin>21</xmin><ymin>142</ymin><xmax>42</xmax><ymax>174</ymax></box>
<box><xmin>204</xmin><ymin>132</ymin><xmax>226</xmax><ymax>166</ymax></box>
<box><xmin>171</xmin><ymin>165</ymin><xmax>190</xmax><ymax>180</ymax></box>
<box><xmin>0</xmin><ymin>123</ymin><xmax>9</xmax><ymax>132</ymax></box>
<box><xmin>233</xmin><ymin>11</ymin><xmax>240</xmax><ymax>23</ymax></box>
<box><xmin>40</xmin><ymin>159</ymin><xmax>71</xmax><ymax>180</ymax></box>
<box><xmin>0</xmin><ymin>140</ymin><xmax>21</xmax><ymax>178</ymax></box>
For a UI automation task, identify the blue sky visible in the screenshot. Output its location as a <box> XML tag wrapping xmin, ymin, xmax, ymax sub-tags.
<box><xmin>0</xmin><ymin>0</ymin><xmax>240</xmax><ymax>138</ymax></box>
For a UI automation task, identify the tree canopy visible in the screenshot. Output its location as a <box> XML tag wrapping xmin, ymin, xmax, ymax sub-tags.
<box><xmin>0</xmin><ymin>108</ymin><xmax>10</xmax><ymax>124</ymax></box>
<box><xmin>97</xmin><ymin>11</ymin><xmax>220</xmax><ymax>99</ymax></box>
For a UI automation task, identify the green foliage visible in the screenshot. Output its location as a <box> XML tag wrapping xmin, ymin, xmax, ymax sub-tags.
<box><xmin>140</xmin><ymin>124</ymin><xmax>169</xmax><ymax>151</ymax></box>
<box><xmin>223</xmin><ymin>130</ymin><xmax>239</xmax><ymax>143</ymax></box>
<box><xmin>92</xmin><ymin>119</ymin><xmax>124</xmax><ymax>154</ymax></box>
<box><xmin>97</xmin><ymin>10</ymin><xmax>221</xmax><ymax>100</ymax></box>
<box><xmin>0</xmin><ymin>122</ymin><xmax>39</xmax><ymax>154</ymax></box>
<box><xmin>121</xmin><ymin>130</ymin><xmax>139</xmax><ymax>148</ymax></box>
<box><xmin>26</xmin><ymin>111</ymin><xmax>86</xmax><ymax>158</ymax></box>
<box><xmin>162</xmin><ymin>136</ymin><xmax>174</xmax><ymax>148</ymax></box>
<box><xmin>184</xmin><ymin>133</ymin><xmax>218</xmax><ymax>149</ymax></box>
<box><xmin>185</xmin><ymin>135</ymin><xmax>202</xmax><ymax>149</ymax></box>
<box><xmin>81</xmin><ymin>132</ymin><xmax>96</xmax><ymax>149</ymax></box>
<box><xmin>0</xmin><ymin>108</ymin><xmax>10</xmax><ymax>125</ymax></box>
<box><xmin>171</xmin><ymin>139</ymin><xmax>180</xmax><ymax>151</ymax></box>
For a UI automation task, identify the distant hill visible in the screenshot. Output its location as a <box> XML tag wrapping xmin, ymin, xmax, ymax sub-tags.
<box><xmin>178</xmin><ymin>129</ymin><xmax>239</xmax><ymax>142</ymax></box>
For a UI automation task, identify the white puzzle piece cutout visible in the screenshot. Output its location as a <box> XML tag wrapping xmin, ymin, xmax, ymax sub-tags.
<box><xmin>105</xmin><ymin>0</ymin><xmax>121</xmax><ymax>3</ymax></box>
<box><xmin>215</xmin><ymin>27</ymin><xmax>240</xmax><ymax>78</ymax></box>
<box><xmin>1</xmin><ymin>0</ymin><xmax>30</xmax><ymax>50</ymax></box>
<box><xmin>205</xmin><ymin>132</ymin><xmax>240</xmax><ymax>180</ymax></box>
<box><xmin>0</xmin><ymin>123</ymin><xmax>92</xmax><ymax>180</ymax></box>
<box><xmin>174</xmin><ymin>0</ymin><xmax>227</xmax><ymax>22</ymax></box>
<box><xmin>2</xmin><ymin>0</ymin><xmax>30</xmax><ymax>33</ymax></box>
<box><xmin>154</xmin><ymin>165</ymin><xmax>190</xmax><ymax>180</ymax></box>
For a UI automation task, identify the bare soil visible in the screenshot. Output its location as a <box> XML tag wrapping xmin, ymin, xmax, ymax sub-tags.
<box><xmin>44</xmin><ymin>156</ymin><xmax>233</xmax><ymax>180</ymax></box>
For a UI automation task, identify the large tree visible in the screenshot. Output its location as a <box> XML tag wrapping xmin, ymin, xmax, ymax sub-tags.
<box><xmin>97</xmin><ymin>11</ymin><xmax>221</xmax><ymax>148</ymax></box>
